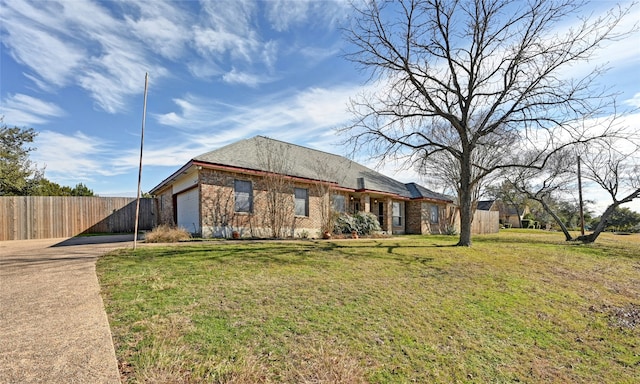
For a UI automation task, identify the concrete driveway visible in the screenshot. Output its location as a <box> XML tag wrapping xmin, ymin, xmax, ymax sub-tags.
<box><xmin>0</xmin><ymin>235</ymin><xmax>134</xmax><ymax>383</ymax></box>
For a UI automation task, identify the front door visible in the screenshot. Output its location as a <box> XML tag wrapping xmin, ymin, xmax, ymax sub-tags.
<box><xmin>377</xmin><ymin>202</ymin><xmax>384</xmax><ymax>226</ymax></box>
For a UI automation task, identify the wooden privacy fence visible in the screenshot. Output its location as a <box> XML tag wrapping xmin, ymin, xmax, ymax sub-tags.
<box><xmin>471</xmin><ymin>209</ymin><xmax>500</xmax><ymax>235</ymax></box>
<box><xmin>0</xmin><ymin>196</ymin><xmax>157</xmax><ymax>241</ymax></box>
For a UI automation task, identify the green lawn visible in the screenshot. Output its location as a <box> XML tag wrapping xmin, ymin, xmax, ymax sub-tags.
<box><xmin>97</xmin><ymin>231</ymin><xmax>640</xmax><ymax>383</ymax></box>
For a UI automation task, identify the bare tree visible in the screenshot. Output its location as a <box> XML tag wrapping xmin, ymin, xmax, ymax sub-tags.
<box><xmin>309</xmin><ymin>167</ymin><xmax>337</xmax><ymax>237</ymax></box>
<box><xmin>575</xmin><ymin>139</ymin><xmax>640</xmax><ymax>242</ymax></box>
<box><xmin>417</xmin><ymin>129</ymin><xmax>506</xmax><ymax>217</ymax></box>
<box><xmin>343</xmin><ymin>0</ymin><xmax>634</xmax><ymax>246</ymax></box>
<box><xmin>506</xmin><ymin>150</ymin><xmax>578</xmax><ymax>240</ymax></box>
<box><xmin>203</xmin><ymin>182</ymin><xmax>238</xmax><ymax>238</ymax></box>
<box><xmin>256</xmin><ymin>139</ymin><xmax>296</xmax><ymax>238</ymax></box>
<box><xmin>506</xmin><ymin>135</ymin><xmax>640</xmax><ymax>243</ymax></box>
<box><xmin>486</xmin><ymin>180</ymin><xmax>528</xmax><ymax>228</ymax></box>
<box><xmin>308</xmin><ymin>156</ymin><xmax>352</xmax><ymax>237</ymax></box>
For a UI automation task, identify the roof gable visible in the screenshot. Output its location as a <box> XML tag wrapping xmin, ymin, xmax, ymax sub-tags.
<box><xmin>477</xmin><ymin>200</ymin><xmax>495</xmax><ymax>211</ymax></box>
<box><xmin>405</xmin><ymin>182</ymin><xmax>454</xmax><ymax>202</ymax></box>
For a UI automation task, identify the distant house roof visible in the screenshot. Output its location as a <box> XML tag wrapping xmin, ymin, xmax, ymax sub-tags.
<box><xmin>494</xmin><ymin>201</ymin><xmax>523</xmax><ymax>216</ymax></box>
<box><xmin>405</xmin><ymin>182</ymin><xmax>453</xmax><ymax>201</ymax></box>
<box><xmin>151</xmin><ymin>136</ymin><xmax>453</xmax><ymax>203</ymax></box>
<box><xmin>477</xmin><ymin>200</ymin><xmax>495</xmax><ymax>211</ymax></box>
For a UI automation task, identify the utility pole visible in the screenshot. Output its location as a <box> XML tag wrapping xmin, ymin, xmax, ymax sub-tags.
<box><xmin>134</xmin><ymin>72</ymin><xmax>149</xmax><ymax>250</ymax></box>
<box><xmin>577</xmin><ymin>155</ymin><xmax>585</xmax><ymax>236</ymax></box>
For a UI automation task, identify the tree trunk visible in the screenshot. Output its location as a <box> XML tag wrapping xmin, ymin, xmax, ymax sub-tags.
<box><xmin>515</xmin><ymin>207</ymin><xmax>523</xmax><ymax>229</ymax></box>
<box><xmin>457</xmin><ymin>155</ymin><xmax>473</xmax><ymax>246</ymax></box>
<box><xmin>457</xmin><ymin>191</ymin><xmax>473</xmax><ymax>246</ymax></box>
<box><xmin>575</xmin><ymin>204</ymin><xmax>617</xmax><ymax>243</ymax></box>
<box><xmin>537</xmin><ymin>198</ymin><xmax>574</xmax><ymax>241</ymax></box>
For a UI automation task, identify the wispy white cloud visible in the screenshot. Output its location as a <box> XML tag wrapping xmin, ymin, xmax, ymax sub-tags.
<box><xmin>192</xmin><ymin>26</ymin><xmax>260</xmax><ymax>64</ymax></box>
<box><xmin>222</xmin><ymin>68</ymin><xmax>276</xmax><ymax>87</ymax></box>
<box><xmin>1</xmin><ymin>94</ymin><xmax>65</xmax><ymax>126</ymax></box>
<box><xmin>625</xmin><ymin>92</ymin><xmax>640</xmax><ymax>108</ymax></box>
<box><xmin>123</xmin><ymin>1</ymin><xmax>192</xmax><ymax>61</ymax></box>
<box><xmin>194</xmin><ymin>0</ymin><xmax>260</xmax><ymax>63</ymax></box>
<box><xmin>262</xmin><ymin>40</ymin><xmax>279</xmax><ymax>70</ymax></box>
<box><xmin>1</xmin><ymin>0</ymin><xmax>169</xmax><ymax>113</ymax></box>
<box><xmin>1</xmin><ymin>9</ymin><xmax>85</xmax><ymax>87</ymax></box>
<box><xmin>78</xmin><ymin>46</ymin><xmax>167</xmax><ymax>113</ymax></box>
<box><xmin>186</xmin><ymin>61</ymin><xmax>223</xmax><ymax>79</ymax></box>
<box><xmin>188</xmin><ymin>0</ymin><xmax>284</xmax><ymax>84</ymax></box>
<box><xmin>264</xmin><ymin>0</ymin><xmax>350</xmax><ymax>32</ymax></box>
<box><xmin>590</xmin><ymin>3</ymin><xmax>640</xmax><ymax>67</ymax></box>
<box><xmin>153</xmin><ymin>83</ymin><xmax>362</xmax><ymax>156</ymax></box>
<box><xmin>31</xmin><ymin>129</ymin><xmax>198</xmax><ymax>185</ymax></box>
<box><xmin>553</xmin><ymin>2</ymin><xmax>640</xmax><ymax>81</ymax></box>
<box><xmin>299</xmin><ymin>44</ymin><xmax>342</xmax><ymax>62</ymax></box>
<box><xmin>1</xmin><ymin>0</ymin><xmax>353</xmax><ymax>117</ymax></box>
<box><xmin>114</xmin><ymin>143</ymin><xmax>199</xmax><ymax>169</ymax></box>
<box><xmin>265</xmin><ymin>0</ymin><xmax>311</xmax><ymax>32</ymax></box>
<box><xmin>31</xmin><ymin>130</ymin><xmax>119</xmax><ymax>183</ymax></box>
<box><xmin>154</xmin><ymin>94</ymin><xmax>229</xmax><ymax>130</ymax></box>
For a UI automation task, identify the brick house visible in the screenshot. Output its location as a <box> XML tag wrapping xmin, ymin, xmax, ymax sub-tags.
<box><xmin>150</xmin><ymin>136</ymin><xmax>456</xmax><ymax>238</ymax></box>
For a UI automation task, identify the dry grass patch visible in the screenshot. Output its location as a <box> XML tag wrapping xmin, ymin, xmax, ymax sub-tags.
<box><xmin>144</xmin><ymin>225</ymin><xmax>191</xmax><ymax>243</ymax></box>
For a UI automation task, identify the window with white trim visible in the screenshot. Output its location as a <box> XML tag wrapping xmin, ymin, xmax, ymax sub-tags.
<box><xmin>392</xmin><ymin>201</ymin><xmax>403</xmax><ymax>227</ymax></box>
<box><xmin>430</xmin><ymin>205</ymin><xmax>439</xmax><ymax>224</ymax></box>
<box><xmin>294</xmin><ymin>188</ymin><xmax>309</xmax><ymax>216</ymax></box>
<box><xmin>234</xmin><ymin>180</ymin><xmax>253</xmax><ymax>213</ymax></box>
<box><xmin>332</xmin><ymin>194</ymin><xmax>345</xmax><ymax>213</ymax></box>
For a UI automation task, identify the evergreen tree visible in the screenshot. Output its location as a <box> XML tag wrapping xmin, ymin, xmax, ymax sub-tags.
<box><xmin>0</xmin><ymin>121</ymin><xmax>42</xmax><ymax>195</ymax></box>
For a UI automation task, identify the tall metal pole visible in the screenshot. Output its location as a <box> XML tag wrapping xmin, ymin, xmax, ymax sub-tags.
<box><xmin>134</xmin><ymin>72</ymin><xmax>149</xmax><ymax>250</ymax></box>
<box><xmin>577</xmin><ymin>155</ymin><xmax>585</xmax><ymax>236</ymax></box>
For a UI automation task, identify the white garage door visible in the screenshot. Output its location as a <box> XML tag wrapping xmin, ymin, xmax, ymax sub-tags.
<box><xmin>176</xmin><ymin>188</ymin><xmax>200</xmax><ymax>234</ymax></box>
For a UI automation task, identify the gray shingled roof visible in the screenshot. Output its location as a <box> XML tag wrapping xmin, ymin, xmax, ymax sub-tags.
<box><xmin>405</xmin><ymin>182</ymin><xmax>454</xmax><ymax>202</ymax></box>
<box><xmin>162</xmin><ymin>136</ymin><xmax>452</xmax><ymax>202</ymax></box>
<box><xmin>477</xmin><ymin>200</ymin><xmax>495</xmax><ymax>211</ymax></box>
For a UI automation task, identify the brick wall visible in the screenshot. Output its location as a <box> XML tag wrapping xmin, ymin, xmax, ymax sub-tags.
<box><xmin>156</xmin><ymin>168</ymin><xmax>498</xmax><ymax>237</ymax></box>
<box><xmin>406</xmin><ymin>201</ymin><xmax>455</xmax><ymax>234</ymax></box>
<box><xmin>199</xmin><ymin>168</ymin><xmax>325</xmax><ymax>238</ymax></box>
<box><xmin>406</xmin><ymin>200</ymin><xmax>425</xmax><ymax>234</ymax></box>
<box><xmin>156</xmin><ymin>189</ymin><xmax>175</xmax><ymax>226</ymax></box>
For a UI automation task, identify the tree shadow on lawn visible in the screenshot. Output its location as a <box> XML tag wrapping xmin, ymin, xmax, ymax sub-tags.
<box><xmin>117</xmin><ymin>234</ymin><xmax>595</xmax><ymax>269</ymax></box>
<box><xmin>322</xmin><ymin>241</ymin><xmax>439</xmax><ymax>265</ymax></box>
<box><xmin>112</xmin><ymin>243</ymin><xmax>337</xmax><ymax>267</ymax></box>
<box><xmin>119</xmin><ymin>232</ymin><xmax>627</xmax><ymax>269</ymax></box>
<box><xmin>114</xmin><ymin>240</ymin><xmax>444</xmax><ymax>267</ymax></box>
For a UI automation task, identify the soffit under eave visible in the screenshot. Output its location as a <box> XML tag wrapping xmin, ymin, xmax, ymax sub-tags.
<box><xmin>410</xmin><ymin>196</ymin><xmax>455</xmax><ymax>204</ymax></box>
<box><xmin>350</xmin><ymin>189</ymin><xmax>410</xmax><ymax>201</ymax></box>
<box><xmin>149</xmin><ymin>161</ymin><xmax>196</xmax><ymax>195</ymax></box>
<box><xmin>194</xmin><ymin>161</ymin><xmax>344</xmax><ymax>187</ymax></box>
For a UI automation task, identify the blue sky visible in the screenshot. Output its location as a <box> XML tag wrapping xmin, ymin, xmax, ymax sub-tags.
<box><xmin>1</xmin><ymin>0</ymin><xmax>639</xmax><ymax>214</ymax></box>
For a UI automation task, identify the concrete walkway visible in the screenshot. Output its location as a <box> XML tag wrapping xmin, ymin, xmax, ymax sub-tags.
<box><xmin>0</xmin><ymin>235</ymin><xmax>134</xmax><ymax>383</ymax></box>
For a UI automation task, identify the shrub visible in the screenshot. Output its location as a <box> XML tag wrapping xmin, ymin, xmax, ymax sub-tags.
<box><xmin>354</xmin><ymin>211</ymin><xmax>382</xmax><ymax>235</ymax></box>
<box><xmin>334</xmin><ymin>212</ymin><xmax>381</xmax><ymax>236</ymax></box>
<box><xmin>334</xmin><ymin>213</ymin><xmax>355</xmax><ymax>234</ymax></box>
<box><xmin>443</xmin><ymin>224</ymin><xmax>458</xmax><ymax>235</ymax></box>
<box><xmin>145</xmin><ymin>225</ymin><xmax>191</xmax><ymax>243</ymax></box>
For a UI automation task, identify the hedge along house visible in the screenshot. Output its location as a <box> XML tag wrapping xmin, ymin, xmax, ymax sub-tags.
<box><xmin>150</xmin><ymin>136</ymin><xmax>456</xmax><ymax>238</ymax></box>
